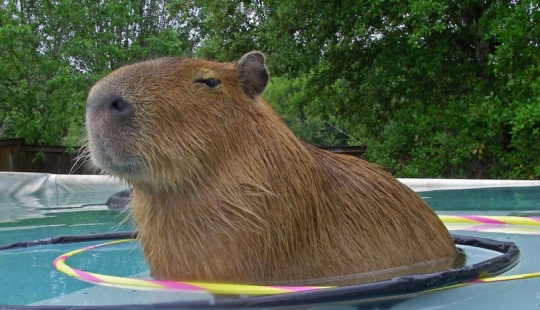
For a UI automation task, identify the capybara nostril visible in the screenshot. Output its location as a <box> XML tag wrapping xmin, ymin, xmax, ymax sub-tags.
<box><xmin>109</xmin><ymin>97</ymin><xmax>133</xmax><ymax>118</ymax></box>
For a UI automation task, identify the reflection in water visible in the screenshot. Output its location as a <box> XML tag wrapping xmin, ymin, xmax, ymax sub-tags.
<box><xmin>0</xmin><ymin>192</ymin><xmax>116</xmax><ymax>224</ymax></box>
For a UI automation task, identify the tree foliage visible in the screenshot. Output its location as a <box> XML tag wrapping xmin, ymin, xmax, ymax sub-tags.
<box><xmin>1</xmin><ymin>0</ymin><xmax>539</xmax><ymax>178</ymax></box>
<box><xmin>0</xmin><ymin>0</ymin><xmax>194</xmax><ymax>145</ymax></box>
<box><xmin>177</xmin><ymin>0</ymin><xmax>540</xmax><ymax>179</ymax></box>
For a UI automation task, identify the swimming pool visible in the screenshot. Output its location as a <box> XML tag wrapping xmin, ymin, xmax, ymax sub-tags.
<box><xmin>1</xmin><ymin>173</ymin><xmax>539</xmax><ymax>309</ymax></box>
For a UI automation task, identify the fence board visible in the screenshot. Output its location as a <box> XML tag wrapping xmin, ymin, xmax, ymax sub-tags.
<box><xmin>0</xmin><ymin>139</ymin><xmax>92</xmax><ymax>174</ymax></box>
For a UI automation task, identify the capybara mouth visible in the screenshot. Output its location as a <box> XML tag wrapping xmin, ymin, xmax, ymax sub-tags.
<box><xmin>95</xmin><ymin>152</ymin><xmax>146</xmax><ymax>176</ymax></box>
<box><xmin>86</xmin><ymin>136</ymin><xmax>147</xmax><ymax>177</ymax></box>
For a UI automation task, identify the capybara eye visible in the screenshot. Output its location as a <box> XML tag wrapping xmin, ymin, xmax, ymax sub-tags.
<box><xmin>195</xmin><ymin>78</ymin><xmax>221</xmax><ymax>88</ymax></box>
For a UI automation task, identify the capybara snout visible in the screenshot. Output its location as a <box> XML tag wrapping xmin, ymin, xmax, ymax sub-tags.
<box><xmin>86</xmin><ymin>51</ymin><xmax>462</xmax><ymax>285</ymax></box>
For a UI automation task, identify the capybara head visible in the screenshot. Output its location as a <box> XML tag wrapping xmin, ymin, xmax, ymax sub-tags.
<box><xmin>86</xmin><ymin>52</ymin><xmax>462</xmax><ymax>285</ymax></box>
<box><xmin>86</xmin><ymin>52</ymin><xmax>269</xmax><ymax>189</ymax></box>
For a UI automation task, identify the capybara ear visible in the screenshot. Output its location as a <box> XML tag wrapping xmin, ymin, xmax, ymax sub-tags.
<box><xmin>237</xmin><ymin>51</ymin><xmax>269</xmax><ymax>98</ymax></box>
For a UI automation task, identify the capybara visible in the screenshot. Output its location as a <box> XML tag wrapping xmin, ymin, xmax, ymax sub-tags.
<box><xmin>85</xmin><ymin>52</ymin><xmax>462</xmax><ymax>286</ymax></box>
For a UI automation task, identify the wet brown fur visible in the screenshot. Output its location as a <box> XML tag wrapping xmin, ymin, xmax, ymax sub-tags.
<box><xmin>85</xmin><ymin>52</ymin><xmax>461</xmax><ymax>285</ymax></box>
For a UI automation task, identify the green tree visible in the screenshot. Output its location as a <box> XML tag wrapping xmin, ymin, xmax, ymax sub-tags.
<box><xmin>264</xmin><ymin>76</ymin><xmax>352</xmax><ymax>146</ymax></box>
<box><xmin>2</xmin><ymin>0</ymin><xmax>539</xmax><ymax>178</ymax></box>
<box><xmin>176</xmin><ymin>0</ymin><xmax>540</xmax><ymax>178</ymax></box>
<box><xmin>0</xmin><ymin>0</ymin><xmax>194</xmax><ymax>146</ymax></box>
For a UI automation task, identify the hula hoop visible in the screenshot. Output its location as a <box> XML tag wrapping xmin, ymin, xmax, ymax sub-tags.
<box><xmin>441</xmin><ymin>215</ymin><xmax>540</xmax><ymax>235</ymax></box>
<box><xmin>51</xmin><ymin>215</ymin><xmax>537</xmax><ymax>296</ymax></box>
<box><xmin>440</xmin><ymin>215</ymin><xmax>540</xmax><ymax>226</ymax></box>
<box><xmin>52</xmin><ymin>239</ymin><xmax>326</xmax><ymax>295</ymax></box>
<box><xmin>51</xmin><ymin>238</ymin><xmax>533</xmax><ymax>295</ymax></box>
<box><xmin>0</xmin><ymin>216</ymin><xmax>529</xmax><ymax>309</ymax></box>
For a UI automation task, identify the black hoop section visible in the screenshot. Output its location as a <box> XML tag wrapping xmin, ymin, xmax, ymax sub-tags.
<box><xmin>0</xmin><ymin>231</ymin><xmax>138</xmax><ymax>251</ymax></box>
<box><xmin>0</xmin><ymin>233</ymin><xmax>520</xmax><ymax>310</ymax></box>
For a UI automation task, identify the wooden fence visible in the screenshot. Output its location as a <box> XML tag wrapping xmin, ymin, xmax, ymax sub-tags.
<box><xmin>0</xmin><ymin>139</ymin><xmax>365</xmax><ymax>174</ymax></box>
<box><xmin>0</xmin><ymin>139</ymin><xmax>91</xmax><ymax>174</ymax></box>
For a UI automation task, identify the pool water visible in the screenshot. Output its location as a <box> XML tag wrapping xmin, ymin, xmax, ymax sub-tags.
<box><xmin>0</xmin><ymin>192</ymin><xmax>133</xmax><ymax>306</ymax></box>
<box><xmin>0</xmin><ymin>192</ymin><xmax>128</xmax><ymax>244</ymax></box>
<box><xmin>424</xmin><ymin>186</ymin><xmax>540</xmax><ymax>212</ymax></box>
<box><xmin>1</xmin><ymin>187</ymin><xmax>539</xmax><ymax>309</ymax></box>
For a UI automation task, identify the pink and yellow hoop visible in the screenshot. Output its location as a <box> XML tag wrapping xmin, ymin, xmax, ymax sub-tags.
<box><xmin>52</xmin><ymin>215</ymin><xmax>540</xmax><ymax>295</ymax></box>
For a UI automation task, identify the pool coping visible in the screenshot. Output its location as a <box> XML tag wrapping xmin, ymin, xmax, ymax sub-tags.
<box><xmin>1</xmin><ymin>172</ymin><xmax>539</xmax><ymax>196</ymax></box>
<box><xmin>399</xmin><ymin>178</ymin><xmax>540</xmax><ymax>192</ymax></box>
